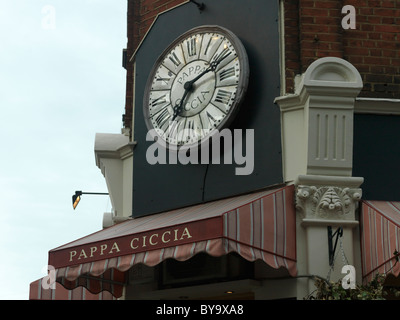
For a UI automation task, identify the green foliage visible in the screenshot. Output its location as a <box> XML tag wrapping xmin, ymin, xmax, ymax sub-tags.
<box><xmin>306</xmin><ymin>273</ymin><xmax>400</xmax><ymax>300</ymax></box>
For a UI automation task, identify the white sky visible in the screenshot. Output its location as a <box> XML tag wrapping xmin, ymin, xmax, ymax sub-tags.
<box><xmin>0</xmin><ymin>0</ymin><xmax>127</xmax><ymax>299</ymax></box>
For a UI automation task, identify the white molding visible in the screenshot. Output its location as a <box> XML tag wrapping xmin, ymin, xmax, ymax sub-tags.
<box><xmin>301</xmin><ymin>218</ymin><xmax>359</xmax><ymax>228</ymax></box>
<box><xmin>275</xmin><ymin>57</ymin><xmax>363</xmax><ymax>181</ymax></box>
<box><xmin>355</xmin><ymin>97</ymin><xmax>400</xmax><ymax>115</ymax></box>
<box><xmin>94</xmin><ymin>133</ymin><xmax>134</xmax><ymax>223</ymax></box>
<box><xmin>303</xmin><ymin>57</ymin><xmax>363</xmax><ymax>93</ymax></box>
<box><xmin>278</xmin><ymin>0</ymin><xmax>286</xmax><ymax>95</ymax></box>
<box><xmin>95</xmin><ymin>133</ymin><xmax>134</xmax><ymax>171</ymax></box>
<box><xmin>295</xmin><ymin>174</ymin><xmax>364</xmax><ymax>188</ymax></box>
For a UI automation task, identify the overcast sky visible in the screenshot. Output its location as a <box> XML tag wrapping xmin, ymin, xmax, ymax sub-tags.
<box><xmin>0</xmin><ymin>0</ymin><xmax>127</xmax><ymax>299</ymax></box>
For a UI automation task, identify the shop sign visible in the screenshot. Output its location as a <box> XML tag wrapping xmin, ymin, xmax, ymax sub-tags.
<box><xmin>49</xmin><ymin>217</ymin><xmax>222</xmax><ymax>269</ymax></box>
<box><xmin>68</xmin><ymin>227</ymin><xmax>193</xmax><ymax>263</ymax></box>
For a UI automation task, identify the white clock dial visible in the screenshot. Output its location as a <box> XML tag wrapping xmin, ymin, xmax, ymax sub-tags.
<box><xmin>144</xmin><ymin>25</ymin><xmax>249</xmax><ymax>150</ymax></box>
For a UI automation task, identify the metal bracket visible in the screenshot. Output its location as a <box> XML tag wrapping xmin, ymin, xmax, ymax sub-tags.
<box><xmin>327</xmin><ymin>226</ymin><xmax>343</xmax><ymax>267</ymax></box>
<box><xmin>189</xmin><ymin>0</ymin><xmax>205</xmax><ymax>12</ymax></box>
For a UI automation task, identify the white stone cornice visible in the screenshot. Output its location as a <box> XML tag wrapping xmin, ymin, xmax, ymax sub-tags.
<box><xmin>295</xmin><ymin>175</ymin><xmax>364</xmax><ymax>188</ymax></box>
<box><xmin>95</xmin><ymin>133</ymin><xmax>135</xmax><ymax>172</ymax></box>
<box><xmin>355</xmin><ymin>97</ymin><xmax>400</xmax><ymax>115</ymax></box>
<box><xmin>94</xmin><ymin>133</ymin><xmax>134</xmax><ymax>223</ymax></box>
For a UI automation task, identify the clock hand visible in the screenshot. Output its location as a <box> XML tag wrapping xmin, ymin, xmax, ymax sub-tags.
<box><xmin>172</xmin><ymin>89</ymin><xmax>190</xmax><ymax>121</ymax></box>
<box><xmin>184</xmin><ymin>52</ymin><xmax>230</xmax><ymax>90</ymax></box>
<box><xmin>172</xmin><ymin>51</ymin><xmax>230</xmax><ymax>120</ymax></box>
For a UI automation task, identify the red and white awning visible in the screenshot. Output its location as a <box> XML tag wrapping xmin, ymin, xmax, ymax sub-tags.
<box><xmin>29</xmin><ymin>279</ymin><xmax>116</xmax><ymax>300</ymax></box>
<box><xmin>32</xmin><ymin>185</ymin><xmax>296</xmax><ymax>299</ymax></box>
<box><xmin>360</xmin><ymin>200</ymin><xmax>400</xmax><ymax>282</ymax></box>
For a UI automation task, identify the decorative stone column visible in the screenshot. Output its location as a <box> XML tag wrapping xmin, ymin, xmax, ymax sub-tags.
<box><xmin>295</xmin><ymin>175</ymin><xmax>363</xmax><ymax>295</ymax></box>
<box><xmin>275</xmin><ymin>57</ymin><xmax>364</xmax><ymax>298</ymax></box>
<box><xmin>276</xmin><ymin>57</ymin><xmax>364</xmax><ymax>181</ymax></box>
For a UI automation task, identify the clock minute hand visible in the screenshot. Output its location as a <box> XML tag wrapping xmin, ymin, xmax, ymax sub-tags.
<box><xmin>209</xmin><ymin>49</ymin><xmax>231</xmax><ymax>71</ymax></box>
<box><xmin>185</xmin><ymin>52</ymin><xmax>229</xmax><ymax>89</ymax></box>
<box><xmin>172</xmin><ymin>52</ymin><xmax>230</xmax><ymax>120</ymax></box>
<box><xmin>183</xmin><ymin>66</ymin><xmax>212</xmax><ymax>92</ymax></box>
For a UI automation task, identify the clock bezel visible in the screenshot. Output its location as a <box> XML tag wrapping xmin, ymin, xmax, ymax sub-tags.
<box><xmin>143</xmin><ymin>25</ymin><xmax>249</xmax><ymax>151</ymax></box>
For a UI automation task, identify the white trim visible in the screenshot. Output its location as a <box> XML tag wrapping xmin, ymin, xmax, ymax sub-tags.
<box><xmin>278</xmin><ymin>0</ymin><xmax>286</xmax><ymax>95</ymax></box>
<box><xmin>301</xmin><ymin>218</ymin><xmax>359</xmax><ymax>228</ymax></box>
<box><xmin>94</xmin><ymin>133</ymin><xmax>132</xmax><ymax>170</ymax></box>
<box><xmin>94</xmin><ymin>133</ymin><xmax>134</xmax><ymax>222</ymax></box>
<box><xmin>295</xmin><ymin>174</ymin><xmax>364</xmax><ymax>188</ymax></box>
<box><xmin>355</xmin><ymin>97</ymin><xmax>400</xmax><ymax>115</ymax></box>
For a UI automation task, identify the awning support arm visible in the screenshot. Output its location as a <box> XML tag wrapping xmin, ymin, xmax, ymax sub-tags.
<box><xmin>327</xmin><ymin>226</ymin><xmax>343</xmax><ymax>267</ymax></box>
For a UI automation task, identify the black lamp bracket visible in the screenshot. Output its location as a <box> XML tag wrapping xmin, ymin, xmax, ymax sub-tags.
<box><xmin>328</xmin><ymin>226</ymin><xmax>343</xmax><ymax>267</ymax></box>
<box><xmin>72</xmin><ymin>190</ymin><xmax>109</xmax><ymax>209</ymax></box>
<box><xmin>80</xmin><ymin>191</ymin><xmax>109</xmax><ymax>196</ymax></box>
<box><xmin>189</xmin><ymin>0</ymin><xmax>205</xmax><ymax>12</ymax></box>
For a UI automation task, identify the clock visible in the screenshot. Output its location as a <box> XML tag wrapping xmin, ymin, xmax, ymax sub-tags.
<box><xmin>143</xmin><ymin>25</ymin><xmax>249</xmax><ymax>150</ymax></box>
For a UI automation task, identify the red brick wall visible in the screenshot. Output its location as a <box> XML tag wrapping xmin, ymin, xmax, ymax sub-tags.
<box><xmin>284</xmin><ymin>0</ymin><xmax>400</xmax><ymax>98</ymax></box>
<box><xmin>124</xmin><ymin>0</ymin><xmax>400</xmax><ymax>129</ymax></box>
<box><xmin>343</xmin><ymin>1</ymin><xmax>400</xmax><ymax>98</ymax></box>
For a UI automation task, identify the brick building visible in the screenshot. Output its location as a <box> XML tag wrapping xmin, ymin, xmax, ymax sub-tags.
<box><xmin>123</xmin><ymin>0</ymin><xmax>400</xmax><ymax>131</ymax></box>
<box><xmin>284</xmin><ymin>0</ymin><xmax>400</xmax><ymax>98</ymax></box>
<box><xmin>31</xmin><ymin>0</ymin><xmax>400</xmax><ymax>300</ymax></box>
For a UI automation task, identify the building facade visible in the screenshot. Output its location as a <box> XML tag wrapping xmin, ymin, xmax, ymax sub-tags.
<box><xmin>30</xmin><ymin>0</ymin><xmax>400</xmax><ymax>300</ymax></box>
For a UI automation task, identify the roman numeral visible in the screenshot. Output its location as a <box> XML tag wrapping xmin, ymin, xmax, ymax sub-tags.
<box><xmin>168</xmin><ymin>52</ymin><xmax>181</xmax><ymax>67</ymax></box>
<box><xmin>219</xmin><ymin>66</ymin><xmax>235</xmax><ymax>81</ymax></box>
<box><xmin>206</xmin><ymin>111</ymin><xmax>216</xmax><ymax>123</ymax></box>
<box><xmin>214</xmin><ymin>89</ymin><xmax>232</xmax><ymax>105</ymax></box>
<box><xmin>199</xmin><ymin>106</ymin><xmax>225</xmax><ymax>130</ymax></box>
<box><xmin>186</xmin><ymin>38</ymin><xmax>196</xmax><ymax>57</ymax></box>
<box><xmin>153</xmin><ymin>108</ymin><xmax>171</xmax><ymax>129</ymax></box>
<box><xmin>213</xmin><ymin>46</ymin><xmax>231</xmax><ymax>64</ymax></box>
<box><xmin>156</xmin><ymin>77</ymin><xmax>170</xmax><ymax>85</ymax></box>
<box><xmin>186</xmin><ymin>119</ymin><xmax>194</xmax><ymax>131</ymax></box>
<box><xmin>151</xmin><ymin>94</ymin><xmax>167</xmax><ymax>108</ymax></box>
<box><xmin>203</xmin><ymin>37</ymin><xmax>212</xmax><ymax>55</ymax></box>
<box><xmin>166</xmin><ymin>119</ymin><xmax>183</xmax><ymax>142</ymax></box>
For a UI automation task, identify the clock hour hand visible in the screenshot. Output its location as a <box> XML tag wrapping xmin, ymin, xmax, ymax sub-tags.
<box><xmin>172</xmin><ymin>89</ymin><xmax>189</xmax><ymax>121</ymax></box>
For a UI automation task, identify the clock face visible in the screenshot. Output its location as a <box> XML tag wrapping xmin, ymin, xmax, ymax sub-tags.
<box><xmin>143</xmin><ymin>25</ymin><xmax>249</xmax><ymax>150</ymax></box>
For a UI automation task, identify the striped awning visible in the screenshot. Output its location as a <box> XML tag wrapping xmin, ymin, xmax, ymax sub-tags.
<box><xmin>29</xmin><ymin>279</ymin><xmax>116</xmax><ymax>300</ymax></box>
<box><xmin>41</xmin><ymin>185</ymin><xmax>296</xmax><ymax>298</ymax></box>
<box><xmin>360</xmin><ymin>200</ymin><xmax>400</xmax><ymax>282</ymax></box>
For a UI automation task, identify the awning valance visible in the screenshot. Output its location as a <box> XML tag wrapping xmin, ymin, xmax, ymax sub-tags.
<box><xmin>46</xmin><ymin>185</ymin><xmax>296</xmax><ymax>298</ymax></box>
<box><xmin>29</xmin><ymin>278</ymin><xmax>116</xmax><ymax>300</ymax></box>
<box><xmin>360</xmin><ymin>200</ymin><xmax>400</xmax><ymax>282</ymax></box>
